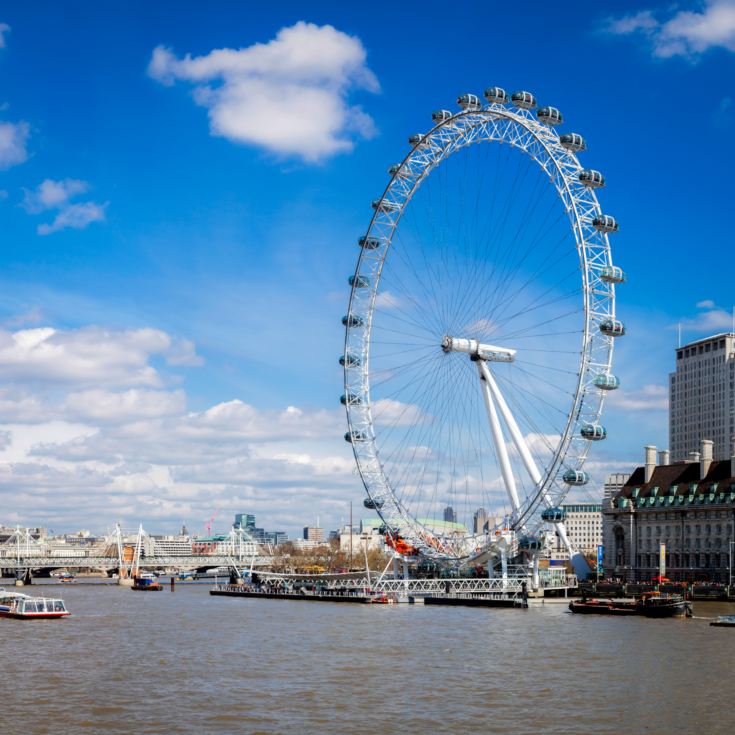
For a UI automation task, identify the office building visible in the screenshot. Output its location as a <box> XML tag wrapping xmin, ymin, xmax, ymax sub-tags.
<box><xmin>473</xmin><ymin>507</ymin><xmax>487</xmax><ymax>534</ymax></box>
<box><xmin>669</xmin><ymin>332</ymin><xmax>735</xmax><ymax>462</ymax></box>
<box><xmin>303</xmin><ymin>526</ymin><xmax>325</xmax><ymax>543</ymax></box>
<box><xmin>234</xmin><ymin>513</ymin><xmax>256</xmax><ymax>531</ymax></box>
<box><xmin>562</xmin><ymin>503</ymin><xmax>602</xmax><ymax>557</ymax></box>
<box><xmin>443</xmin><ymin>506</ymin><xmax>457</xmax><ymax>524</ymax></box>
<box><xmin>151</xmin><ymin>535</ymin><xmax>193</xmax><ymax>556</ymax></box>
<box><xmin>604</xmin><ymin>474</ymin><xmax>630</xmax><ymax>505</ymax></box>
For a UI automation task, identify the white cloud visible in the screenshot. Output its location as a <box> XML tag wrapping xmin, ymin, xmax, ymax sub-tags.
<box><xmin>374</xmin><ymin>291</ymin><xmax>402</xmax><ymax>310</ymax></box>
<box><xmin>4</xmin><ymin>307</ymin><xmax>45</xmax><ymax>329</ymax></box>
<box><xmin>37</xmin><ymin>201</ymin><xmax>107</xmax><ymax>235</ymax></box>
<box><xmin>165</xmin><ymin>337</ymin><xmax>204</xmax><ymax>367</ymax></box>
<box><xmin>606</xmin><ymin>0</ymin><xmax>735</xmax><ymax>58</ymax></box>
<box><xmin>679</xmin><ymin>300</ymin><xmax>734</xmax><ymax>332</ymax></box>
<box><xmin>0</xmin><ymin>318</ymin><xmax>363</xmax><ymax>535</ymax></box>
<box><xmin>608</xmin><ymin>384</ymin><xmax>668</xmax><ymax>411</ymax></box>
<box><xmin>0</xmin><ymin>120</ymin><xmax>29</xmax><ymax>169</ymax></box>
<box><xmin>148</xmin><ymin>21</ymin><xmax>379</xmax><ymax>162</ymax></box>
<box><xmin>606</xmin><ymin>10</ymin><xmax>658</xmax><ymax>35</ymax></box>
<box><xmin>372</xmin><ymin>398</ymin><xmax>426</xmax><ymax>426</ymax></box>
<box><xmin>62</xmin><ymin>389</ymin><xmax>187</xmax><ymax>424</ymax></box>
<box><xmin>23</xmin><ymin>178</ymin><xmax>88</xmax><ymax>213</ymax></box>
<box><xmin>22</xmin><ymin>178</ymin><xmax>107</xmax><ymax>235</ymax></box>
<box><xmin>0</xmin><ymin>326</ymin><xmax>178</xmax><ymax>386</ymax></box>
<box><xmin>0</xmin><ymin>23</ymin><xmax>9</xmax><ymax>49</ymax></box>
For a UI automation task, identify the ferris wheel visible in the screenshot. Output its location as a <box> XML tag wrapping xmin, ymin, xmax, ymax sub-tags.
<box><xmin>341</xmin><ymin>87</ymin><xmax>625</xmax><ymax>566</ymax></box>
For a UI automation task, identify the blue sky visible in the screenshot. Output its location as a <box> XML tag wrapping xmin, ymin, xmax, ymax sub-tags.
<box><xmin>0</xmin><ymin>1</ymin><xmax>733</xmax><ymax>536</ymax></box>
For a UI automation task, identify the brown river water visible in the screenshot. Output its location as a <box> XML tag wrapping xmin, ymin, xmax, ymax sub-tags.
<box><xmin>2</xmin><ymin>580</ymin><xmax>734</xmax><ymax>735</ymax></box>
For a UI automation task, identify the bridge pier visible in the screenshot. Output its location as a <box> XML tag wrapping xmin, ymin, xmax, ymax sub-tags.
<box><xmin>15</xmin><ymin>568</ymin><xmax>32</xmax><ymax>586</ymax></box>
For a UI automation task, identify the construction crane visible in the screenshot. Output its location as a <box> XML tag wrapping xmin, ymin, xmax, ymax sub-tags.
<box><xmin>205</xmin><ymin>506</ymin><xmax>222</xmax><ymax>536</ymax></box>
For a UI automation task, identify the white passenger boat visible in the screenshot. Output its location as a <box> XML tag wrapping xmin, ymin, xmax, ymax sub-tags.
<box><xmin>0</xmin><ymin>589</ymin><xmax>70</xmax><ymax>619</ymax></box>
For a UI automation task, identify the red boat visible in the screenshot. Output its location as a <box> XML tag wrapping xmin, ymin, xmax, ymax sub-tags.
<box><xmin>0</xmin><ymin>590</ymin><xmax>70</xmax><ymax>619</ymax></box>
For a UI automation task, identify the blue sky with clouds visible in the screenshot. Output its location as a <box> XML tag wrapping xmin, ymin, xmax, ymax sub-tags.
<box><xmin>0</xmin><ymin>1</ymin><xmax>733</xmax><ymax>536</ymax></box>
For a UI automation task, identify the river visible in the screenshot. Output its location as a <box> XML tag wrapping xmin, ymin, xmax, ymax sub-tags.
<box><xmin>2</xmin><ymin>580</ymin><xmax>734</xmax><ymax>734</ymax></box>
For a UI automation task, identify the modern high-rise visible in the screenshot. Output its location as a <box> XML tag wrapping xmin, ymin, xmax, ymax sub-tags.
<box><xmin>443</xmin><ymin>506</ymin><xmax>456</xmax><ymax>523</ymax></box>
<box><xmin>669</xmin><ymin>333</ymin><xmax>735</xmax><ymax>461</ymax></box>
<box><xmin>234</xmin><ymin>513</ymin><xmax>256</xmax><ymax>531</ymax></box>
<box><xmin>472</xmin><ymin>507</ymin><xmax>487</xmax><ymax>534</ymax></box>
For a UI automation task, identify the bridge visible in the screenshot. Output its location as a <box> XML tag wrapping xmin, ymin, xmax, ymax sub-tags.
<box><xmin>0</xmin><ymin>524</ymin><xmax>271</xmax><ymax>578</ymax></box>
<box><xmin>0</xmin><ymin>554</ymin><xmax>273</xmax><ymax>573</ymax></box>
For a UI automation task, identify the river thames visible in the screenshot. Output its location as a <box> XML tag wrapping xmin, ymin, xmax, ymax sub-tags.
<box><xmin>3</xmin><ymin>581</ymin><xmax>734</xmax><ymax>734</ymax></box>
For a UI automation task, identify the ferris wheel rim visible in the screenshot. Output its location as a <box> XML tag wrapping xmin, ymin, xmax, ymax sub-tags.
<box><xmin>343</xmin><ymin>97</ymin><xmax>619</xmax><ymax>562</ymax></box>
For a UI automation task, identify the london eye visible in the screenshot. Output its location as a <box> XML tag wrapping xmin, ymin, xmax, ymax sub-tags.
<box><xmin>341</xmin><ymin>87</ymin><xmax>625</xmax><ymax>574</ymax></box>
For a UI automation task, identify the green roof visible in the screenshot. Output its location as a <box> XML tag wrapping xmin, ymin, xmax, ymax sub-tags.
<box><xmin>417</xmin><ymin>518</ymin><xmax>468</xmax><ymax>532</ymax></box>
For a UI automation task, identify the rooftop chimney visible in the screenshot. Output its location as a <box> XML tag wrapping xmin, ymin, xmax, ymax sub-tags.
<box><xmin>689</xmin><ymin>451</ymin><xmax>700</xmax><ymax>464</ymax></box>
<box><xmin>644</xmin><ymin>445</ymin><xmax>656</xmax><ymax>483</ymax></box>
<box><xmin>658</xmin><ymin>450</ymin><xmax>670</xmax><ymax>467</ymax></box>
<box><xmin>700</xmin><ymin>439</ymin><xmax>713</xmax><ymax>480</ymax></box>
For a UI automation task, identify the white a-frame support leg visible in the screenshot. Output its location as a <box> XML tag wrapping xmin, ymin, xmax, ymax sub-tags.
<box><xmin>476</xmin><ymin>361</ymin><xmax>520</xmax><ymax>516</ymax></box>
<box><xmin>478</xmin><ymin>360</ymin><xmax>577</xmax><ymax>557</ymax></box>
<box><xmin>479</xmin><ymin>361</ymin><xmax>541</xmax><ymax>486</ymax></box>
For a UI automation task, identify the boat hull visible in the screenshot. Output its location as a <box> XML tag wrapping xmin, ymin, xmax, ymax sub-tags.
<box><xmin>640</xmin><ymin>599</ymin><xmax>688</xmax><ymax>618</ymax></box>
<box><xmin>569</xmin><ymin>599</ymin><xmax>638</xmax><ymax>616</ymax></box>
<box><xmin>569</xmin><ymin>595</ymin><xmax>689</xmax><ymax>618</ymax></box>
<box><xmin>0</xmin><ymin>610</ymin><xmax>70</xmax><ymax>620</ymax></box>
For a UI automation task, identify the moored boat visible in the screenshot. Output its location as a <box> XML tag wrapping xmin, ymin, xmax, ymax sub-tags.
<box><xmin>0</xmin><ymin>589</ymin><xmax>70</xmax><ymax>619</ymax></box>
<box><xmin>640</xmin><ymin>592</ymin><xmax>691</xmax><ymax>618</ymax></box>
<box><xmin>132</xmin><ymin>574</ymin><xmax>163</xmax><ymax>591</ymax></box>
<box><xmin>569</xmin><ymin>597</ymin><xmax>639</xmax><ymax>616</ymax></box>
<box><xmin>710</xmin><ymin>615</ymin><xmax>735</xmax><ymax>627</ymax></box>
<box><xmin>569</xmin><ymin>593</ymin><xmax>690</xmax><ymax>618</ymax></box>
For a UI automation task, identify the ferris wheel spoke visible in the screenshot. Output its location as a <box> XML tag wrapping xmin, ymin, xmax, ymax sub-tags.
<box><xmin>389</xmin><ymin>357</ymin><xmax>460</xmax><ymax>511</ymax></box>
<box><xmin>482</xmin><ymin>197</ymin><xmax>567</xmax><ymax>320</ymax></box>
<box><xmin>497</xmin><ymin>226</ymin><xmax>576</xmax><ymax>304</ymax></box>
<box><xmin>490</xmin><ymin>280</ymin><xmax>579</xmax><ymax>334</ymax></box>
<box><xmin>373</xmin><ymin>356</ymin><xmax>447</xmax><ymax>450</ymax></box>
<box><xmin>514</xmin><ymin>357</ymin><xmax>578</xmax><ymax>376</ymax></box>
<box><xmin>494</xmin><ymin>310</ymin><xmax>583</xmax><ymax>343</ymax></box>
<box><xmin>372</xmin><ymin>306</ymin><xmax>440</xmax><ymax>338</ymax></box>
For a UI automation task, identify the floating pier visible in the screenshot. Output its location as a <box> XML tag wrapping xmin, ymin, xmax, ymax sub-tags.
<box><xmin>210</xmin><ymin>585</ymin><xmax>373</xmax><ymax>603</ymax></box>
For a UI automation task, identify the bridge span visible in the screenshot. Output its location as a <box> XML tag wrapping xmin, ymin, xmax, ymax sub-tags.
<box><xmin>0</xmin><ymin>554</ymin><xmax>274</xmax><ymax>573</ymax></box>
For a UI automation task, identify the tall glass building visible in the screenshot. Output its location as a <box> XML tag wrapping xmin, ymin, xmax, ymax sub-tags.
<box><xmin>669</xmin><ymin>333</ymin><xmax>735</xmax><ymax>462</ymax></box>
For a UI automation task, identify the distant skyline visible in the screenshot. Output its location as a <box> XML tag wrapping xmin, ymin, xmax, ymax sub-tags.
<box><xmin>0</xmin><ymin>1</ymin><xmax>734</xmax><ymax>535</ymax></box>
